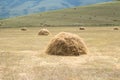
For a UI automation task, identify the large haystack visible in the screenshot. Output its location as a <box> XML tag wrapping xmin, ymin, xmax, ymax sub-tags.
<box><xmin>46</xmin><ymin>32</ymin><xmax>88</xmax><ymax>56</ymax></box>
<box><xmin>38</xmin><ymin>29</ymin><xmax>50</xmax><ymax>35</ymax></box>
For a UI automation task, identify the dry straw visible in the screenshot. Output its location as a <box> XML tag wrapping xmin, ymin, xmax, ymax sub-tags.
<box><xmin>38</xmin><ymin>29</ymin><xmax>50</xmax><ymax>35</ymax></box>
<box><xmin>46</xmin><ymin>32</ymin><xmax>88</xmax><ymax>56</ymax></box>
<box><xmin>113</xmin><ymin>27</ymin><xmax>119</xmax><ymax>30</ymax></box>
<box><xmin>79</xmin><ymin>27</ymin><xmax>85</xmax><ymax>30</ymax></box>
<box><xmin>21</xmin><ymin>27</ymin><xmax>27</xmax><ymax>31</ymax></box>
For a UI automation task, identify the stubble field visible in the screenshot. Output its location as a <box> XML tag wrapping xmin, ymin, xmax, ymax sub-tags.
<box><xmin>0</xmin><ymin>27</ymin><xmax>120</xmax><ymax>80</ymax></box>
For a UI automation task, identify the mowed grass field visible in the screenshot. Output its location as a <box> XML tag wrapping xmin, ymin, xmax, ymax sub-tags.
<box><xmin>0</xmin><ymin>27</ymin><xmax>120</xmax><ymax>80</ymax></box>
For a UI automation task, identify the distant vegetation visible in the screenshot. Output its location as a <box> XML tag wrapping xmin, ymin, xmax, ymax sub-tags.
<box><xmin>0</xmin><ymin>1</ymin><xmax>120</xmax><ymax>27</ymax></box>
<box><xmin>0</xmin><ymin>18</ymin><xmax>3</xmax><ymax>20</ymax></box>
<box><xmin>0</xmin><ymin>0</ymin><xmax>112</xmax><ymax>18</ymax></box>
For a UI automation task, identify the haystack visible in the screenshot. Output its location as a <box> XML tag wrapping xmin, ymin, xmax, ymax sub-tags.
<box><xmin>38</xmin><ymin>29</ymin><xmax>50</xmax><ymax>35</ymax></box>
<box><xmin>79</xmin><ymin>27</ymin><xmax>85</xmax><ymax>30</ymax></box>
<box><xmin>46</xmin><ymin>32</ymin><xmax>88</xmax><ymax>56</ymax></box>
<box><xmin>21</xmin><ymin>27</ymin><xmax>27</xmax><ymax>31</ymax></box>
<box><xmin>113</xmin><ymin>27</ymin><xmax>119</xmax><ymax>30</ymax></box>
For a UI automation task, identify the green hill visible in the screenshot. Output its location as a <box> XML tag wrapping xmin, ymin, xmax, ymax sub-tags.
<box><xmin>0</xmin><ymin>1</ymin><xmax>120</xmax><ymax>27</ymax></box>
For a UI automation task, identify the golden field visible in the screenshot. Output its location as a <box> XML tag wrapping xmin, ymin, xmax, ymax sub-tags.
<box><xmin>0</xmin><ymin>27</ymin><xmax>120</xmax><ymax>80</ymax></box>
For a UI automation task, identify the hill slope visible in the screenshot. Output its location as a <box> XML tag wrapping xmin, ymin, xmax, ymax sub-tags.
<box><xmin>0</xmin><ymin>0</ymin><xmax>111</xmax><ymax>18</ymax></box>
<box><xmin>0</xmin><ymin>1</ymin><xmax>120</xmax><ymax>27</ymax></box>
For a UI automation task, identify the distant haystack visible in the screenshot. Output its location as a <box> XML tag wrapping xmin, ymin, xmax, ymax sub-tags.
<box><xmin>74</xmin><ymin>8</ymin><xmax>77</xmax><ymax>10</ymax></box>
<box><xmin>113</xmin><ymin>27</ymin><xmax>119</xmax><ymax>30</ymax></box>
<box><xmin>46</xmin><ymin>32</ymin><xmax>88</xmax><ymax>56</ymax></box>
<box><xmin>21</xmin><ymin>27</ymin><xmax>27</xmax><ymax>31</ymax></box>
<box><xmin>38</xmin><ymin>29</ymin><xmax>50</xmax><ymax>35</ymax></box>
<box><xmin>79</xmin><ymin>27</ymin><xmax>85</xmax><ymax>30</ymax></box>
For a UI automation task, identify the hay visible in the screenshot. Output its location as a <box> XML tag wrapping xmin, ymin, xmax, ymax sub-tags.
<box><xmin>21</xmin><ymin>27</ymin><xmax>27</xmax><ymax>31</ymax></box>
<box><xmin>79</xmin><ymin>27</ymin><xmax>85</xmax><ymax>30</ymax></box>
<box><xmin>38</xmin><ymin>29</ymin><xmax>50</xmax><ymax>35</ymax></box>
<box><xmin>46</xmin><ymin>32</ymin><xmax>88</xmax><ymax>56</ymax></box>
<box><xmin>113</xmin><ymin>27</ymin><xmax>119</xmax><ymax>30</ymax></box>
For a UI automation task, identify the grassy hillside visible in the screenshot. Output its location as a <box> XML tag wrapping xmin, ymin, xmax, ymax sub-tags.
<box><xmin>0</xmin><ymin>1</ymin><xmax>120</xmax><ymax>27</ymax></box>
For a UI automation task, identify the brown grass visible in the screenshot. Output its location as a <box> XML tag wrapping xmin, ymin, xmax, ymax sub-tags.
<box><xmin>45</xmin><ymin>32</ymin><xmax>88</xmax><ymax>56</ymax></box>
<box><xmin>38</xmin><ymin>28</ymin><xmax>50</xmax><ymax>35</ymax></box>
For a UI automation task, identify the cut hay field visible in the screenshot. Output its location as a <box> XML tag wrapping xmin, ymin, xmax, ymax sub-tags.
<box><xmin>0</xmin><ymin>27</ymin><xmax>120</xmax><ymax>80</ymax></box>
